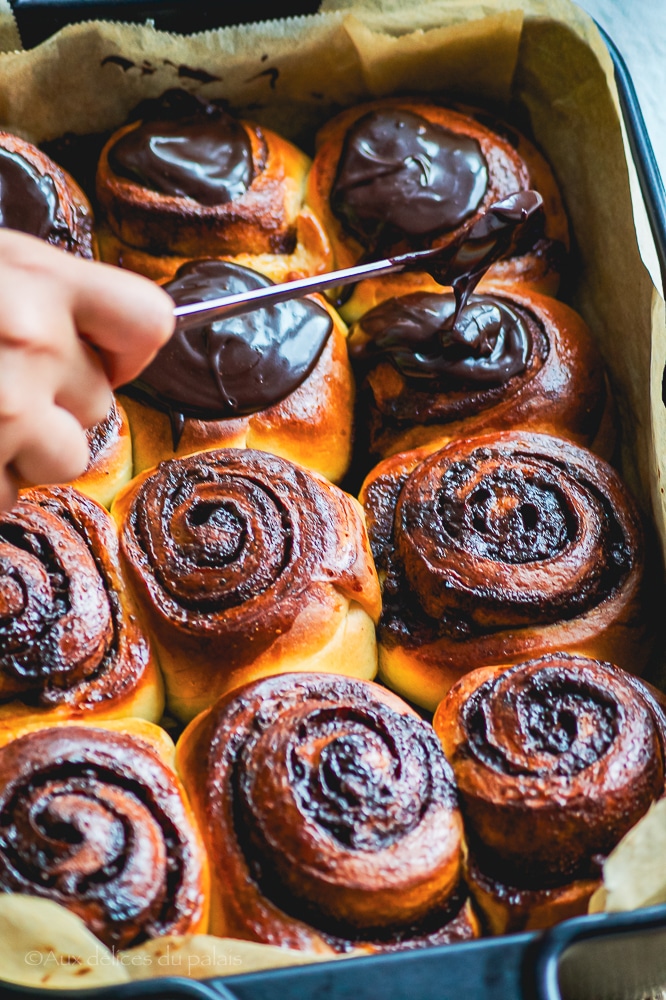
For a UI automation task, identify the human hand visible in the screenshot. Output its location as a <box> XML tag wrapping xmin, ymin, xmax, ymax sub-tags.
<box><xmin>0</xmin><ymin>229</ymin><xmax>175</xmax><ymax>510</ymax></box>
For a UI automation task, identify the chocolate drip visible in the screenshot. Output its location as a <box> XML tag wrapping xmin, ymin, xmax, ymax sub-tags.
<box><xmin>331</xmin><ymin>109</ymin><xmax>488</xmax><ymax>247</ymax></box>
<box><xmin>0</xmin><ymin>148</ymin><xmax>66</xmax><ymax>240</ymax></box>
<box><xmin>123</xmin><ymin>260</ymin><xmax>332</xmax><ymax>446</ymax></box>
<box><xmin>351</xmin><ymin>291</ymin><xmax>530</xmax><ymax>386</ymax></box>
<box><xmin>108</xmin><ymin>109</ymin><xmax>253</xmax><ymax>206</ymax></box>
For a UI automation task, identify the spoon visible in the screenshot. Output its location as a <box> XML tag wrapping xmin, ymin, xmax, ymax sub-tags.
<box><xmin>171</xmin><ymin>190</ymin><xmax>544</xmax><ymax>332</ymax></box>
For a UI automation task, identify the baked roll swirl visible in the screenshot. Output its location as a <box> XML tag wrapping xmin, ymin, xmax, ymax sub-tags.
<box><xmin>0</xmin><ymin>721</ymin><xmax>208</xmax><ymax>948</ymax></box>
<box><xmin>96</xmin><ymin>91</ymin><xmax>331</xmax><ymax>283</ymax></box>
<box><xmin>306</xmin><ymin>98</ymin><xmax>568</xmax><ymax>322</ymax></box>
<box><xmin>66</xmin><ymin>397</ymin><xmax>133</xmax><ymax>509</ymax></box>
<box><xmin>0</xmin><ymin>485</ymin><xmax>162</xmax><ymax>728</ymax></box>
<box><xmin>0</xmin><ymin>132</ymin><xmax>95</xmax><ymax>257</ymax></box>
<box><xmin>112</xmin><ymin>449</ymin><xmax>382</xmax><ymax>721</ymax></box>
<box><xmin>348</xmin><ymin>282</ymin><xmax>614</xmax><ymax>462</ymax></box>
<box><xmin>119</xmin><ymin>259</ymin><xmax>354</xmax><ymax>484</ymax></box>
<box><xmin>360</xmin><ymin>430</ymin><xmax>650</xmax><ymax>711</ymax></box>
<box><xmin>177</xmin><ymin>672</ymin><xmax>479</xmax><ymax>952</ymax></box>
<box><xmin>434</xmin><ymin>655</ymin><xmax>666</xmax><ymax>933</ymax></box>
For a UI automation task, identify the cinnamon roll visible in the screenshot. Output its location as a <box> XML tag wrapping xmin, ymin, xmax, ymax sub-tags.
<box><xmin>434</xmin><ymin>655</ymin><xmax>666</xmax><ymax>933</ymax></box>
<box><xmin>0</xmin><ymin>720</ymin><xmax>209</xmax><ymax>948</ymax></box>
<box><xmin>360</xmin><ymin>430</ymin><xmax>651</xmax><ymax>711</ymax></box>
<box><xmin>306</xmin><ymin>98</ymin><xmax>568</xmax><ymax>322</ymax></box>
<box><xmin>118</xmin><ymin>259</ymin><xmax>354</xmax><ymax>484</ymax></box>
<box><xmin>0</xmin><ymin>132</ymin><xmax>95</xmax><ymax>258</ymax></box>
<box><xmin>348</xmin><ymin>282</ymin><xmax>614</xmax><ymax>462</ymax></box>
<box><xmin>0</xmin><ymin>485</ymin><xmax>162</xmax><ymax>728</ymax></box>
<box><xmin>112</xmin><ymin>449</ymin><xmax>382</xmax><ymax>722</ymax></box>
<box><xmin>67</xmin><ymin>397</ymin><xmax>133</xmax><ymax>508</ymax></box>
<box><xmin>177</xmin><ymin>672</ymin><xmax>479</xmax><ymax>952</ymax></box>
<box><xmin>96</xmin><ymin>91</ymin><xmax>331</xmax><ymax>283</ymax></box>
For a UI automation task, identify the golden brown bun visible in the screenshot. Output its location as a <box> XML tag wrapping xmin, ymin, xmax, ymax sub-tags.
<box><xmin>67</xmin><ymin>397</ymin><xmax>133</xmax><ymax>508</ymax></box>
<box><xmin>360</xmin><ymin>431</ymin><xmax>653</xmax><ymax>711</ymax></box>
<box><xmin>0</xmin><ymin>131</ymin><xmax>96</xmax><ymax>258</ymax></box>
<box><xmin>96</xmin><ymin>206</ymin><xmax>332</xmax><ymax>284</ymax></box>
<box><xmin>177</xmin><ymin>672</ymin><xmax>480</xmax><ymax>951</ymax></box>
<box><xmin>348</xmin><ymin>281</ymin><xmax>615</xmax><ymax>463</ymax></box>
<box><xmin>119</xmin><ymin>293</ymin><xmax>354</xmax><ymax>485</ymax></box>
<box><xmin>0</xmin><ymin>485</ymin><xmax>163</xmax><ymax>730</ymax></box>
<box><xmin>305</xmin><ymin>98</ymin><xmax>569</xmax><ymax>323</ymax></box>
<box><xmin>111</xmin><ymin>449</ymin><xmax>382</xmax><ymax>722</ymax></box>
<box><xmin>96</xmin><ymin>111</ymin><xmax>331</xmax><ymax>281</ymax></box>
<box><xmin>0</xmin><ymin>719</ymin><xmax>209</xmax><ymax>947</ymax></box>
<box><xmin>434</xmin><ymin>656</ymin><xmax>666</xmax><ymax>932</ymax></box>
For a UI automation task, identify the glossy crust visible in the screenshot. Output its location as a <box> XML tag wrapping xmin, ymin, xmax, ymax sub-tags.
<box><xmin>96</xmin><ymin>117</ymin><xmax>331</xmax><ymax>281</ymax></box>
<box><xmin>177</xmin><ymin>672</ymin><xmax>480</xmax><ymax>952</ymax></box>
<box><xmin>67</xmin><ymin>397</ymin><xmax>133</xmax><ymax>508</ymax></box>
<box><xmin>119</xmin><ymin>294</ymin><xmax>354</xmax><ymax>485</ymax></box>
<box><xmin>112</xmin><ymin>449</ymin><xmax>382</xmax><ymax>722</ymax></box>
<box><xmin>360</xmin><ymin>431</ymin><xmax>652</xmax><ymax>711</ymax></box>
<box><xmin>305</xmin><ymin>98</ymin><xmax>568</xmax><ymax>323</ymax></box>
<box><xmin>0</xmin><ymin>485</ymin><xmax>163</xmax><ymax>729</ymax></box>
<box><xmin>349</xmin><ymin>282</ymin><xmax>615</xmax><ymax>462</ymax></box>
<box><xmin>96</xmin><ymin>206</ymin><xmax>333</xmax><ymax>284</ymax></box>
<box><xmin>0</xmin><ymin>720</ymin><xmax>209</xmax><ymax>948</ymax></box>
<box><xmin>434</xmin><ymin>655</ymin><xmax>666</xmax><ymax>933</ymax></box>
<box><xmin>0</xmin><ymin>131</ymin><xmax>96</xmax><ymax>258</ymax></box>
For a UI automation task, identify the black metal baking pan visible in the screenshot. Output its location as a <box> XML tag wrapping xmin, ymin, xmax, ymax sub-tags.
<box><xmin>2</xmin><ymin>8</ymin><xmax>666</xmax><ymax>1000</ymax></box>
<box><xmin>8</xmin><ymin>0</ymin><xmax>321</xmax><ymax>49</ymax></box>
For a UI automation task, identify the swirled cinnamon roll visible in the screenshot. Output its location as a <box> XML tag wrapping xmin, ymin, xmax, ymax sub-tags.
<box><xmin>96</xmin><ymin>91</ymin><xmax>331</xmax><ymax>283</ymax></box>
<box><xmin>360</xmin><ymin>431</ymin><xmax>651</xmax><ymax>711</ymax></box>
<box><xmin>0</xmin><ymin>132</ymin><xmax>95</xmax><ymax>257</ymax></box>
<box><xmin>66</xmin><ymin>397</ymin><xmax>133</xmax><ymax>509</ymax></box>
<box><xmin>177</xmin><ymin>672</ymin><xmax>479</xmax><ymax>952</ymax></box>
<box><xmin>348</xmin><ymin>282</ymin><xmax>614</xmax><ymax>462</ymax></box>
<box><xmin>112</xmin><ymin>449</ymin><xmax>382</xmax><ymax>721</ymax></box>
<box><xmin>0</xmin><ymin>721</ymin><xmax>209</xmax><ymax>948</ymax></box>
<box><xmin>434</xmin><ymin>655</ymin><xmax>666</xmax><ymax>933</ymax></box>
<box><xmin>306</xmin><ymin>98</ymin><xmax>568</xmax><ymax>322</ymax></box>
<box><xmin>0</xmin><ymin>485</ymin><xmax>162</xmax><ymax>729</ymax></box>
<box><xmin>118</xmin><ymin>259</ymin><xmax>354</xmax><ymax>484</ymax></box>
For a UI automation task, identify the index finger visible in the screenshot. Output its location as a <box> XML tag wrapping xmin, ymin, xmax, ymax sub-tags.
<box><xmin>66</xmin><ymin>256</ymin><xmax>175</xmax><ymax>388</ymax></box>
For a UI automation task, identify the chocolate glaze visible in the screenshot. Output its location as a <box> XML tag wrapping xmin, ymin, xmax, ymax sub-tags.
<box><xmin>351</xmin><ymin>292</ymin><xmax>530</xmax><ymax>386</ymax></box>
<box><xmin>108</xmin><ymin>108</ymin><xmax>253</xmax><ymax>206</ymax></box>
<box><xmin>0</xmin><ymin>148</ymin><xmax>67</xmax><ymax>240</ymax></box>
<box><xmin>124</xmin><ymin>260</ymin><xmax>332</xmax><ymax>447</ymax></box>
<box><xmin>463</xmin><ymin>668</ymin><xmax>619</xmax><ymax>779</ymax></box>
<box><xmin>330</xmin><ymin>109</ymin><xmax>488</xmax><ymax>247</ymax></box>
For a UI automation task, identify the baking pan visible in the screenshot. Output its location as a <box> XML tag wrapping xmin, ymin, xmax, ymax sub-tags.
<box><xmin>7</xmin><ymin>0</ymin><xmax>321</xmax><ymax>48</ymax></box>
<box><xmin>2</xmin><ymin>5</ymin><xmax>666</xmax><ymax>1000</ymax></box>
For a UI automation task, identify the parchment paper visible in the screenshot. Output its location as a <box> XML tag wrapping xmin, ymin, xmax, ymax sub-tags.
<box><xmin>0</xmin><ymin>0</ymin><xmax>664</xmax><ymax>946</ymax></box>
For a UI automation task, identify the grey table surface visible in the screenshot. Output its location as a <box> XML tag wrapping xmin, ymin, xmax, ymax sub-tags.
<box><xmin>577</xmin><ymin>0</ymin><xmax>665</xmax><ymax>181</ymax></box>
<box><xmin>576</xmin><ymin>0</ymin><xmax>666</xmax><ymax>291</ymax></box>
